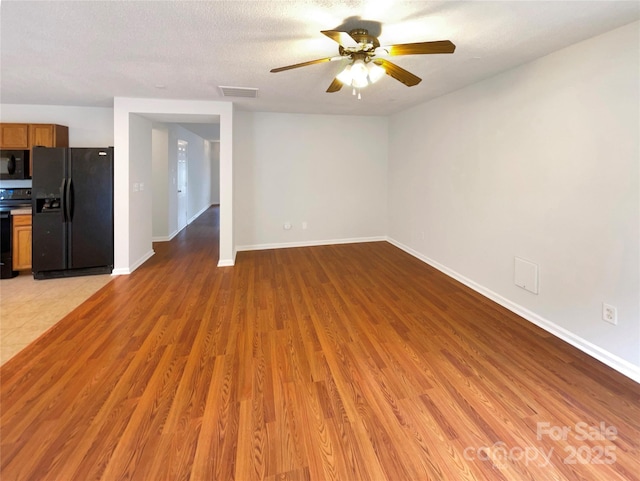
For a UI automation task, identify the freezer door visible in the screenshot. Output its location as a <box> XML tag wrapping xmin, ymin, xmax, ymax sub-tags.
<box><xmin>31</xmin><ymin>147</ymin><xmax>67</xmax><ymax>273</ymax></box>
<box><xmin>68</xmin><ymin>148</ymin><xmax>113</xmax><ymax>269</ymax></box>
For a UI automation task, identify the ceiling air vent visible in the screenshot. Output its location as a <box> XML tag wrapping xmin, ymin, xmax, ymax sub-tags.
<box><xmin>219</xmin><ymin>86</ymin><xmax>259</xmax><ymax>98</ymax></box>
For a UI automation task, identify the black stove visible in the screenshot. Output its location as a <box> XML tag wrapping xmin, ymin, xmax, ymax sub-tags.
<box><xmin>0</xmin><ymin>188</ymin><xmax>32</xmax><ymax>211</ymax></box>
<box><xmin>1</xmin><ymin>188</ymin><xmax>32</xmax><ymax>278</ymax></box>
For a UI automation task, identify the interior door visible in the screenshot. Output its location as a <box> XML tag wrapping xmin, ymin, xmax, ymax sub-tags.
<box><xmin>177</xmin><ymin>140</ymin><xmax>188</xmax><ymax>232</ymax></box>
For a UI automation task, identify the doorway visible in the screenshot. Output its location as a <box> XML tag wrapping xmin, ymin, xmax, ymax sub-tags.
<box><xmin>113</xmin><ymin>98</ymin><xmax>233</xmax><ymax>273</ymax></box>
<box><xmin>177</xmin><ymin>140</ymin><xmax>188</xmax><ymax>232</ymax></box>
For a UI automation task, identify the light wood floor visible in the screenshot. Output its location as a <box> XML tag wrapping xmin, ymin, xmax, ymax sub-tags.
<box><xmin>1</xmin><ymin>206</ymin><xmax>638</xmax><ymax>481</ymax></box>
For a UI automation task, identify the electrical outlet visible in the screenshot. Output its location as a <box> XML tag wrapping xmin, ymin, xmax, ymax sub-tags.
<box><xmin>283</xmin><ymin>222</ymin><xmax>292</xmax><ymax>230</ymax></box>
<box><xmin>602</xmin><ymin>303</ymin><xmax>617</xmax><ymax>325</ymax></box>
<box><xmin>302</xmin><ymin>222</ymin><xmax>308</xmax><ymax>230</ymax></box>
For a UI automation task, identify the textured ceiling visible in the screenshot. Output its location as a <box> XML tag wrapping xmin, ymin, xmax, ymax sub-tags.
<box><xmin>1</xmin><ymin>1</ymin><xmax>638</xmax><ymax>116</ymax></box>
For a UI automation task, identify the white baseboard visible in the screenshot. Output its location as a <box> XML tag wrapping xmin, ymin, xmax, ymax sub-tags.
<box><xmin>236</xmin><ymin>236</ymin><xmax>386</xmax><ymax>252</ymax></box>
<box><xmin>119</xmin><ymin>249</ymin><xmax>155</xmax><ymax>275</ymax></box>
<box><xmin>217</xmin><ymin>258</ymin><xmax>235</xmax><ymax>267</ymax></box>
<box><xmin>152</xmin><ymin>229</ymin><xmax>179</xmax><ymax>242</ymax></box>
<box><xmin>188</xmin><ymin>204</ymin><xmax>210</xmax><ymax>225</ymax></box>
<box><xmin>152</xmin><ymin>206</ymin><xmax>211</xmax><ymax>243</ymax></box>
<box><xmin>386</xmin><ymin>237</ymin><xmax>640</xmax><ymax>384</ymax></box>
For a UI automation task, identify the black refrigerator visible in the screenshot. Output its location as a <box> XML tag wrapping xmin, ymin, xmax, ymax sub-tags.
<box><xmin>32</xmin><ymin>147</ymin><xmax>114</xmax><ymax>279</ymax></box>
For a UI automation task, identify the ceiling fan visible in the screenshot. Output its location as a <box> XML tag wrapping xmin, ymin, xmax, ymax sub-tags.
<box><xmin>270</xmin><ymin>28</ymin><xmax>456</xmax><ymax>95</ymax></box>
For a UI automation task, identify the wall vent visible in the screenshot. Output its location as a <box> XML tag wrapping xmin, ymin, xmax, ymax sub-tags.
<box><xmin>219</xmin><ymin>86</ymin><xmax>259</xmax><ymax>98</ymax></box>
<box><xmin>514</xmin><ymin>257</ymin><xmax>539</xmax><ymax>295</ymax></box>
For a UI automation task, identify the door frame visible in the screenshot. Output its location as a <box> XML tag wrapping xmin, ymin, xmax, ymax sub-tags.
<box><xmin>113</xmin><ymin>98</ymin><xmax>234</xmax><ymax>273</ymax></box>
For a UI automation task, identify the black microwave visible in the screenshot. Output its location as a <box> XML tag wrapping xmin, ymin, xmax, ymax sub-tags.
<box><xmin>0</xmin><ymin>150</ymin><xmax>30</xmax><ymax>180</ymax></box>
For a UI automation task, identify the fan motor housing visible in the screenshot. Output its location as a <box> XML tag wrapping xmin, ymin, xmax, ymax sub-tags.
<box><xmin>338</xmin><ymin>29</ymin><xmax>380</xmax><ymax>56</ymax></box>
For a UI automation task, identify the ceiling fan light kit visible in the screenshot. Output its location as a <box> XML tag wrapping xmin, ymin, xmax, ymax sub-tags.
<box><xmin>334</xmin><ymin>57</ymin><xmax>387</xmax><ymax>100</ymax></box>
<box><xmin>270</xmin><ymin>27</ymin><xmax>455</xmax><ymax>97</ymax></box>
<box><xmin>349</xmin><ymin>59</ymin><xmax>369</xmax><ymax>88</ymax></box>
<box><xmin>337</xmin><ymin>58</ymin><xmax>386</xmax><ymax>87</ymax></box>
<box><xmin>367</xmin><ymin>62</ymin><xmax>386</xmax><ymax>83</ymax></box>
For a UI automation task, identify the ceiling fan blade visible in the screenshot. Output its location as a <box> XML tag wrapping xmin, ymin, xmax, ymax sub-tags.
<box><xmin>374</xmin><ymin>59</ymin><xmax>422</xmax><ymax>87</ymax></box>
<box><xmin>270</xmin><ymin>57</ymin><xmax>337</xmax><ymax>73</ymax></box>
<box><xmin>383</xmin><ymin>40</ymin><xmax>456</xmax><ymax>56</ymax></box>
<box><xmin>326</xmin><ymin>78</ymin><xmax>343</xmax><ymax>93</ymax></box>
<box><xmin>321</xmin><ymin>30</ymin><xmax>359</xmax><ymax>48</ymax></box>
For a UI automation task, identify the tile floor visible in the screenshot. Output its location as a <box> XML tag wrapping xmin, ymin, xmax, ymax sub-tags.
<box><xmin>0</xmin><ymin>272</ymin><xmax>113</xmax><ymax>365</ymax></box>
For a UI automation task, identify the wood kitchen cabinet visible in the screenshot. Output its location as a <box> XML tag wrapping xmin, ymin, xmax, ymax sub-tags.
<box><xmin>12</xmin><ymin>214</ymin><xmax>32</xmax><ymax>271</ymax></box>
<box><xmin>0</xmin><ymin>123</ymin><xmax>69</xmax><ymax>176</ymax></box>
<box><xmin>29</xmin><ymin>124</ymin><xmax>69</xmax><ymax>149</ymax></box>
<box><xmin>0</xmin><ymin>123</ymin><xmax>30</xmax><ymax>149</ymax></box>
<box><xmin>27</xmin><ymin>124</ymin><xmax>69</xmax><ymax>176</ymax></box>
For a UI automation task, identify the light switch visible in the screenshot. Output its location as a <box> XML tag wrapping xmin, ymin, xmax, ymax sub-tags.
<box><xmin>514</xmin><ymin>257</ymin><xmax>539</xmax><ymax>294</ymax></box>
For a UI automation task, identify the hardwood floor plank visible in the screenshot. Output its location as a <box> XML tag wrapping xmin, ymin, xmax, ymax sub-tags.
<box><xmin>1</xmin><ymin>207</ymin><xmax>638</xmax><ymax>481</ymax></box>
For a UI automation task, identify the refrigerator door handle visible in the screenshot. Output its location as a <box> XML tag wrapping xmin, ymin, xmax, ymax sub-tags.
<box><xmin>60</xmin><ymin>178</ymin><xmax>67</xmax><ymax>222</ymax></box>
<box><xmin>65</xmin><ymin>177</ymin><xmax>74</xmax><ymax>222</ymax></box>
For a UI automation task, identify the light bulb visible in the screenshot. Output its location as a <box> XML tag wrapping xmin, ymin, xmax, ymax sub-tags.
<box><xmin>352</xmin><ymin>76</ymin><xmax>368</xmax><ymax>89</ymax></box>
<box><xmin>351</xmin><ymin>59</ymin><xmax>369</xmax><ymax>88</ymax></box>
<box><xmin>336</xmin><ymin>64</ymin><xmax>353</xmax><ymax>85</ymax></box>
<box><xmin>368</xmin><ymin>62</ymin><xmax>385</xmax><ymax>83</ymax></box>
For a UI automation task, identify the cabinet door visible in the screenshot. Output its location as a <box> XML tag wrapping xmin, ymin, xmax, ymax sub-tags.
<box><xmin>12</xmin><ymin>216</ymin><xmax>32</xmax><ymax>271</ymax></box>
<box><xmin>0</xmin><ymin>124</ymin><xmax>29</xmax><ymax>149</ymax></box>
<box><xmin>29</xmin><ymin>124</ymin><xmax>54</xmax><ymax>147</ymax></box>
<box><xmin>29</xmin><ymin>124</ymin><xmax>69</xmax><ymax>148</ymax></box>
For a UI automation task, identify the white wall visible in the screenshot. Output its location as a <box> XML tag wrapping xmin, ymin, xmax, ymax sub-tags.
<box><xmin>128</xmin><ymin>114</ymin><xmax>154</xmax><ymax>267</ymax></box>
<box><xmin>0</xmin><ymin>104</ymin><xmax>113</xmax><ymax>146</ymax></box>
<box><xmin>152</xmin><ymin>125</ymin><xmax>169</xmax><ymax>239</ymax></box>
<box><xmin>234</xmin><ymin>111</ymin><xmax>388</xmax><ymax>249</ymax></box>
<box><xmin>387</xmin><ymin>22</ymin><xmax>640</xmax><ymax>372</ymax></box>
<box><xmin>210</xmin><ymin>141</ymin><xmax>220</xmax><ymax>205</ymax></box>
